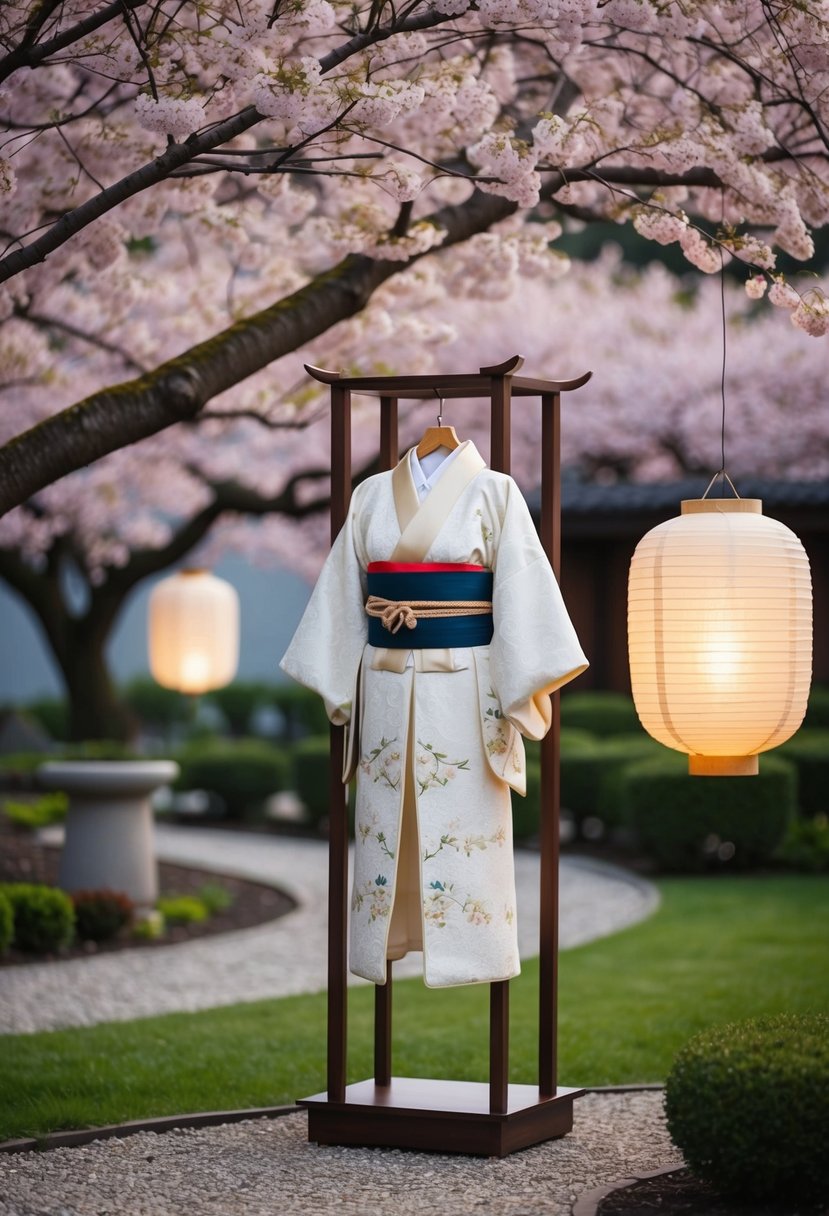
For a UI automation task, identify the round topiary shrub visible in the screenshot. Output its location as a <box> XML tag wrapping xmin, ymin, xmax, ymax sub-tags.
<box><xmin>666</xmin><ymin>1013</ymin><xmax>829</xmax><ymax>1204</ymax></box>
<box><xmin>618</xmin><ymin>752</ymin><xmax>796</xmax><ymax>871</ymax></box>
<box><xmin>71</xmin><ymin>889</ymin><xmax>134</xmax><ymax>942</ymax></box>
<box><xmin>1</xmin><ymin>882</ymin><xmax>75</xmax><ymax>953</ymax></box>
<box><xmin>0</xmin><ymin>890</ymin><xmax>12</xmax><ymax>954</ymax></box>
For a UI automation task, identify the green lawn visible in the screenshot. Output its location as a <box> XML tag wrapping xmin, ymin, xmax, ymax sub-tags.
<box><xmin>1</xmin><ymin>874</ymin><xmax>827</xmax><ymax>1142</ymax></box>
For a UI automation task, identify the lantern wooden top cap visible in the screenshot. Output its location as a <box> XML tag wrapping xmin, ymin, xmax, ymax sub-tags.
<box><xmin>681</xmin><ymin>498</ymin><xmax>763</xmax><ymax>515</ymax></box>
<box><xmin>304</xmin><ymin>355</ymin><xmax>592</xmax><ymax>399</ymax></box>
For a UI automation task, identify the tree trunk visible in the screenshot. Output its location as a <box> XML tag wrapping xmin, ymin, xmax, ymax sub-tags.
<box><xmin>60</xmin><ymin>621</ymin><xmax>140</xmax><ymax>744</ymax></box>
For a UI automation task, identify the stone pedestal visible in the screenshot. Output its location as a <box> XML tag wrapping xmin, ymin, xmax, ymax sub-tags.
<box><xmin>37</xmin><ymin>761</ymin><xmax>179</xmax><ymax>910</ymax></box>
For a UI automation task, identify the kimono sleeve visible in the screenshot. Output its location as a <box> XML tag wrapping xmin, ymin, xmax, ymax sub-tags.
<box><xmin>279</xmin><ymin>489</ymin><xmax>368</xmax><ymax>727</ymax></box>
<box><xmin>489</xmin><ymin>476</ymin><xmax>588</xmax><ymax>741</ymax></box>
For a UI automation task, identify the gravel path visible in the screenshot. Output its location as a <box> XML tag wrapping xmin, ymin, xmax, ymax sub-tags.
<box><xmin>0</xmin><ymin>826</ymin><xmax>658</xmax><ymax>1035</ymax></box>
<box><xmin>0</xmin><ymin>1093</ymin><xmax>682</xmax><ymax>1216</ymax></box>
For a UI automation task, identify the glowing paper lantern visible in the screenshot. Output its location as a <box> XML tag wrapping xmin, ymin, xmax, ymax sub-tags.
<box><xmin>628</xmin><ymin>498</ymin><xmax>812</xmax><ymax>776</ymax></box>
<box><xmin>148</xmin><ymin>568</ymin><xmax>239</xmax><ymax>694</ymax></box>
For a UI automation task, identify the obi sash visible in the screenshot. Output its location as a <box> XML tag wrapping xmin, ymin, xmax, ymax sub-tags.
<box><xmin>366</xmin><ymin>562</ymin><xmax>494</xmax><ymax>649</ymax></box>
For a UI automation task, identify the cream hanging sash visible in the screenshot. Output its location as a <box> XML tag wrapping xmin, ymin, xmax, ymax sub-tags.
<box><xmin>372</xmin><ymin>441</ymin><xmax>487</xmax><ymax>674</ymax></box>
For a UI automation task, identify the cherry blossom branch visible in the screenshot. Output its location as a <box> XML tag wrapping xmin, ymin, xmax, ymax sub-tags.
<box><xmin>0</xmin><ymin>6</ymin><xmax>460</xmax><ymax>285</ymax></box>
<box><xmin>0</xmin><ymin>106</ymin><xmax>265</xmax><ymax>284</ymax></box>
<box><xmin>0</xmin><ymin>185</ymin><xmax>515</xmax><ymax>516</ymax></box>
<box><xmin>0</xmin><ymin>0</ymin><xmax>149</xmax><ymax>84</ymax></box>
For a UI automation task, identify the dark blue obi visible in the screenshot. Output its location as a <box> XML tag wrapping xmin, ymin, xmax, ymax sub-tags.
<box><xmin>366</xmin><ymin>565</ymin><xmax>494</xmax><ymax>649</ymax></box>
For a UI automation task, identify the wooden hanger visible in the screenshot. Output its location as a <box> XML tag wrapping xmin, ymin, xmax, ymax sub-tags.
<box><xmin>416</xmin><ymin>393</ymin><xmax>461</xmax><ymax>458</ymax></box>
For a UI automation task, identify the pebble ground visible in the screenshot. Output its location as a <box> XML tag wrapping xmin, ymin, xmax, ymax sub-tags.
<box><xmin>0</xmin><ymin>1092</ymin><xmax>682</xmax><ymax>1216</ymax></box>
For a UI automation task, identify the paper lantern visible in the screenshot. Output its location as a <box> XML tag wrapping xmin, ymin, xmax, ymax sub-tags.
<box><xmin>628</xmin><ymin>498</ymin><xmax>812</xmax><ymax>776</ymax></box>
<box><xmin>148</xmin><ymin>568</ymin><xmax>239</xmax><ymax>694</ymax></box>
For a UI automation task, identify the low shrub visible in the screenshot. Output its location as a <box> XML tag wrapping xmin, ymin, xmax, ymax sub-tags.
<box><xmin>775</xmin><ymin>813</ymin><xmax>829</xmax><ymax>872</ymax></box>
<box><xmin>197</xmin><ymin>882</ymin><xmax>233</xmax><ymax>914</ymax></box>
<box><xmin>1</xmin><ymin>883</ymin><xmax>75</xmax><ymax>953</ymax></box>
<box><xmin>560</xmin><ymin>691</ymin><xmax>640</xmax><ymax>737</ymax></box>
<box><xmin>619</xmin><ymin>752</ymin><xmax>796</xmax><ymax>871</ymax></box>
<box><xmin>778</xmin><ymin>728</ymin><xmax>829</xmax><ymax>817</ymax></box>
<box><xmin>71</xmin><ymin>889</ymin><xmax>134</xmax><ymax>942</ymax></box>
<box><xmin>132</xmin><ymin>910</ymin><xmax>164</xmax><ymax>940</ymax></box>
<box><xmin>156</xmin><ymin>895</ymin><xmax>209</xmax><ymax>924</ymax></box>
<box><xmin>174</xmin><ymin>738</ymin><xmax>292</xmax><ymax>820</ymax></box>
<box><xmin>0</xmin><ymin>891</ymin><xmax>12</xmax><ymax>954</ymax></box>
<box><xmin>665</xmin><ymin>1013</ymin><xmax>829</xmax><ymax>1204</ymax></box>
<box><xmin>2</xmin><ymin>791</ymin><xmax>68</xmax><ymax>831</ymax></box>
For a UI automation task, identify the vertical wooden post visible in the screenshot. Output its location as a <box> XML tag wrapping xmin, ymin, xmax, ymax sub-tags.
<box><xmin>327</xmin><ymin>385</ymin><xmax>351</xmax><ymax>1104</ymax></box>
<box><xmin>379</xmin><ymin>396</ymin><xmax>399</xmax><ymax>471</ymax></box>
<box><xmin>489</xmin><ymin>372</ymin><xmax>512</xmax><ymax>1116</ymax></box>
<box><xmin>490</xmin><ymin>375</ymin><xmax>512</xmax><ymax>475</ymax></box>
<box><xmin>375</xmin><ymin>961</ymin><xmax>393</xmax><ymax>1086</ymax></box>
<box><xmin>539</xmin><ymin>392</ymin><xmax>561</xmax><ymax>1099</ymax></box>
<box><xmin>375</xmin><ymin>397</ymin><xmax>398</xmax><ymax>1089</ymax></box>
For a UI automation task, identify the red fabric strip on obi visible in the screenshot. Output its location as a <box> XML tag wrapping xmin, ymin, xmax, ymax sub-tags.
<box><xmin>367</xmin><ymin>561</ymin><xmax>487</xmax><ymax>573</ymax></box>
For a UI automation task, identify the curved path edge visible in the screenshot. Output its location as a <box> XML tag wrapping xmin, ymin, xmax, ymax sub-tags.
<box><xmin>0</xmin><ymin>827</ymin><xmax>659</xmax><ymax>1034</ymax></box>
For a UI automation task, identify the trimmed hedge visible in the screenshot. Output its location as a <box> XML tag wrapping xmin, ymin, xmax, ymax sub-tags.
<box><xmin>561</xmin><ymin>733</ymin><xmax>664</xmax><ymax>829</ymax></box>
<box><xmin>173</xmin><ymin>737</ymin><xmax>292</xmax><ymax>820</ymax></box>
<box><xmin>618</xmin><ymin>752</ymin><xmax>796</xmax><ymax>871</ymax></box>
<box><xmin>778</xmin><ymin>729</ymin><xmax>829</xmax><ymax>817</ymax></box>
<box><xmin>512</xmin><ymin>730</ymin><xmax>596</xmax><ymax>842</ymax></box>
<box><xmin>271</xmin><ymin>685</ymin><xmax>330</xmax><ymax>740</ymax></box>
<box><xmin>666</xmin><ymin>1013</ymin><xmax>829</xmax><ymax>1203</ymax></box>
<box><xmin>560</xmin><ymin>691</ymin><xmax>640</xmax><ymax>737</ymax></box>
<box><xmin>0</xmin><ymin>882</ymin><xmax>75</xmax><ymax>953</ymax></box>
<box><xmin>292</xmin><ymin>735</ymin><xmax>357</xmax><ymax>831</ymax></box>
<box><xmin>803</xmin><ymin>683</ymin><xmax>829</xmax><ymax>729</ymax></box>
<box><xmin>776</xmin><ymin>814</ymin><xmax>829</xmax><ymax>872</ymax></box>
<box><xmin>0</xmin><ymin>890</ymin><xmax>12</xmax><ymax>954</ymax></box>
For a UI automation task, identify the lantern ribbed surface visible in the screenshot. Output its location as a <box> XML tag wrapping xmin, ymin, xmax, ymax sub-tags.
<box><xmin>149</xmin><ymin>569</ymin><xmax>239</xmax><ymax>695</ymax></box>
<box><xmin>628</xmin><ymin>499</ymin><xmax>812</xmax><ymax>776</ymax></box>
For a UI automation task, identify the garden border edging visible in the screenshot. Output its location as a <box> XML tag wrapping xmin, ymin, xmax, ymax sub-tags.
<box><xmin>0</xmin><ymin>1084</ymin><xmax>665</xmax><ymax>1155</ymax></box>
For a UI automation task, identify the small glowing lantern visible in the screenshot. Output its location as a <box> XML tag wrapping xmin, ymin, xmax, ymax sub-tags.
<box><xmin>148</xmin><ymin>568</ymin><xmax>239</xmax><ymax>694</ymax></box>
<box><xmin>628</xmin><ymin>498</ymin><xmax>812</xmax><ymax>776</ymax></box>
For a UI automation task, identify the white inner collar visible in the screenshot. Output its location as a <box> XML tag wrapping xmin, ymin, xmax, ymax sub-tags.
<box><xmin>409</xmin><ymin>444</ymin><xmax>463</xmax><ymax>501</ymax></box>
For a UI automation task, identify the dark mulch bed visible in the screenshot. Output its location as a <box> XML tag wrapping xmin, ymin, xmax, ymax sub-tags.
<box><xmin>598</xmin><ymin>1168</ymin><xmax>829</xmax><ymax>1216</ymax></box>
<box><xmin>0</xmin><ymin>825</ymin><xmax>295</xmax><ymax>966</ymax></box>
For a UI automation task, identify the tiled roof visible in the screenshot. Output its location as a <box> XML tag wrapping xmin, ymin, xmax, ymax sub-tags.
<box><xmin>543</xmin><ymin>477</ymin><xmax>829</xmax><ymax>515</ymax></box>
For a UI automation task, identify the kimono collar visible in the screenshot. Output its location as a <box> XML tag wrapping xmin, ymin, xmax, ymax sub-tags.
<box><xmin>390</xmin><ymin>440</ymin><xmax>486</xmax><ymax>562</ymax></box>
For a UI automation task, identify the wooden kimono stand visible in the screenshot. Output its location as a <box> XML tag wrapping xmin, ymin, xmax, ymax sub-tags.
<box><xmin>297</xmin><ymin>355</ymin><xmax>592</xmax><ymax>1157</ymax></box>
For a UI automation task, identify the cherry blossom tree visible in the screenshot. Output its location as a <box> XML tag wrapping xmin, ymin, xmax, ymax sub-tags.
<box><xmin>1</xmin><ymin>0</ymin><xmax>828</xmax><ymax>737</ymax></box>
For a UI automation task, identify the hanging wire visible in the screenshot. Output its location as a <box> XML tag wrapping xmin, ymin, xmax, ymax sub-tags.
<box><xmin>701</xmin><ymin>186</ymin><xmax>740</xmax><ymax>501</ymax></box>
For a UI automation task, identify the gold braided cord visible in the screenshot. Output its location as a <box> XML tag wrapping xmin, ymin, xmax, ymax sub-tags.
<box><xmin>365</xmin><ymin>595</ymin><xmax>493</xmax><ymax>635</ymax></box>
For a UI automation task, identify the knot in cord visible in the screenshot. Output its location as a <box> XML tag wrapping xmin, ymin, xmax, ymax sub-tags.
<box><xmin>381</xmin><ymin>603</ymin><xmax>418</xmax><ymax>634</ymax></box>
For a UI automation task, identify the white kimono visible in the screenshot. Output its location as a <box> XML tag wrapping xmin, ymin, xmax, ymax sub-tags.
<box><xmin>280</xmin><ymin>440</ymin><xmax>588</xmax><ymax>988</ymax></box>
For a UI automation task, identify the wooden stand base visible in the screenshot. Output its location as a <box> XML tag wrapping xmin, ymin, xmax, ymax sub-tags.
<box><xmin>298</xmin><ymin>1078</ymin><xmax>585</xmax><ymax>1157</ymax></box>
